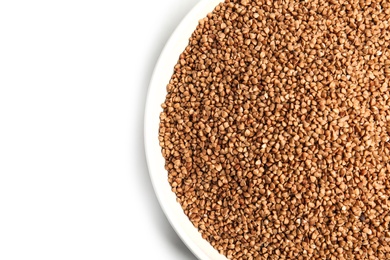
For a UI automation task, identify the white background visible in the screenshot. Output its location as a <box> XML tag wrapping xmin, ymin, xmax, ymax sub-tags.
<box><xmin>0</xmin><ymin>0</ymin><xmax>200</xmax><ymax>259</ymax></box>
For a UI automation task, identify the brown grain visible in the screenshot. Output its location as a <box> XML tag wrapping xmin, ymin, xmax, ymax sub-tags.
<box><xmin>159</xmin><ymin>0</ymin><xmax>390</xmax><ymax>259</ymax></box>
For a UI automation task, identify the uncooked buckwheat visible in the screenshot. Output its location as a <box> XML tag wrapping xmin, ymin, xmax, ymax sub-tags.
<box><xmin>159</xmin><ymin>0</ymin><xmax>390</xmax><ymax>259</ymax></box>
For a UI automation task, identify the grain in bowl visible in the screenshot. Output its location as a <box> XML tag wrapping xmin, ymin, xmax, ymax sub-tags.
<box><xmin>159</xmin><ymin>0</ymin><xmax>390</xmax><ymax>259</ymax></box>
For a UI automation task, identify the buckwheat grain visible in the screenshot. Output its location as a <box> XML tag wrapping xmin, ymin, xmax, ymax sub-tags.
<box><xmin>159</xmin><ymin>0</ymin><xmax>390</xmax><ymax>259</ymax></box>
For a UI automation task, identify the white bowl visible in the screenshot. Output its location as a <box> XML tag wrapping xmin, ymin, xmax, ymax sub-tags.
<box><xmin>144</xmin><ymin>0</ymin><xmax>227</xmax><ymax>259</ymax></box>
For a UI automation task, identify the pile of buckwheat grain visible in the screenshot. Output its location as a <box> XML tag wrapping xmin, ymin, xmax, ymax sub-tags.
<box><xmin>159</xmin><ymin>0</ymin><xmax>390</xmax><ymax>259</ymax></box>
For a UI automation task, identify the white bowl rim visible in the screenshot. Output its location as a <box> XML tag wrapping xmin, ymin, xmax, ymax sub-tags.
<box><xmin>144</xmin><ymin>0</ymin><xmax>227</xmax><ymax>259</ymax></box>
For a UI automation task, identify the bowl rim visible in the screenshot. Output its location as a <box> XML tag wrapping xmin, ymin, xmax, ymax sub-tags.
<box><xmin>144</xmin><ymin>0</ymin><xmax>227</xmax><ymax>259</ymax></box>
